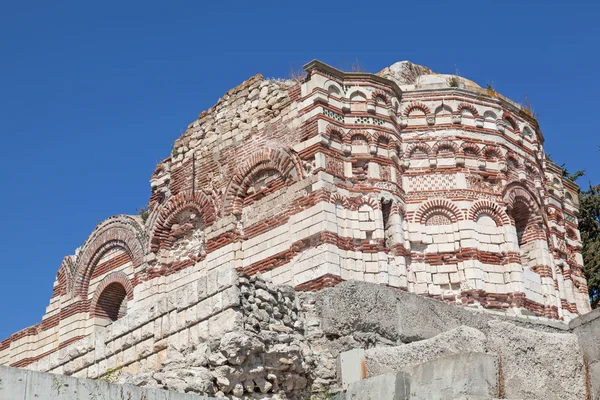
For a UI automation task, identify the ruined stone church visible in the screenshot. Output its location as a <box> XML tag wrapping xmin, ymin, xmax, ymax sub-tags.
<box><xmin>1</xmin><ymin>60</ymin><xmax>596</xmax><ymax>400</ymax></box>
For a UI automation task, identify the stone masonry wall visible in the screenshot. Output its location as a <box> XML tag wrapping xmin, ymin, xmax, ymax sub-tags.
<box><xmin>14</xmin><ymin>270</ymin><xmax>337</xmax><ymax>399</ymax></box>
<box><xmin>3</xmin><ymin>269</ymin><xmax>600</xmax><ymax>399</ymax></box>
<box><xmin>0</xmin><ymin>365</ymin><xmax>216</xmax><ymax>400</ymax></box>
<box><xmin>0</xmin><ymin>59</ymin><xmax>591</xmax><ymax>377</ymax></box>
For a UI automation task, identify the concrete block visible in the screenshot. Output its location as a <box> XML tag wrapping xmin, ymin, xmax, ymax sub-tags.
<box><xmin>405</xmin><ymin>352</ymin><xmax>498</xmax><ymax>400</ymax></box>
<box><xmin>0</xmin><ymin>366</ymin><xmax>27</xmax><ymax>400</ymax></box>
<box><xmin>339</xmin><ymin>348</ymin><xmax>366</xmax><ymax>389</ymax></box>
<box><xmin>345</xmin><ymin>371</ymin><xmax>410</xmax><ymax>400</ymax></box>
<box><xmin>0</xmin><ymin>365</ymin><xmax>218</xmax><ymax>400</ymax></box>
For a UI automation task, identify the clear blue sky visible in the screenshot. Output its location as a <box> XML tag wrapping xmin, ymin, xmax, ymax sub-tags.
<box><xmin>0</xmin><ymin>1</ymin><xmax>598</xmax><ymax>339</ymax></box>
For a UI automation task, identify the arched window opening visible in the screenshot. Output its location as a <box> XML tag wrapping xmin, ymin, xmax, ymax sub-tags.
<box><xmin>565</xmin><ymin>192</ymin><xmax>574</xmax><ymax>203</ymax></box>
<box><xmin>484</xmin><ymin>111</ymin><xmax>497</xmax><ymax>122</ymax></box>
<box><xmin>375</xmin><ymin>94</ymin><xmax>387</xmax><ymax>105</ymax></box>
<box><xmin>552</xmin><ymin>177</ymin><xmax>561</xmax><ymax>187</ymax></box>
<box><xmin>461</xmin><ymin>108</ymin><xmax>474</xmax><ymax>117</ymax></box>
<box><xmin>329</xmin><ymin>131</ymin><xmax>343</xmax><ymax>144</ymax></box>
<box><xmin>377</xmin><ymin>136</ymin><xmax>390</xmax><ymax>149</ymax></box>
<box><xmin>505</xmin><ymin>187</ymin><xmax>547</xmax><ymax>270</ymax></box>
<box><xmin>512</xmin><ymin>201</ymin><xmax>530</xmax><ymax>247</ymax></box>
<box><xmin>94</xmin><ymin>283</ymin><xmax>128</xmax><ymax>322</ymax></box>
<box><xmin>437</xmin><ymin>145</ymin><xmax>455</xmax><ymax>158</ymax></box>
<box><xmin>381</xmin><ymin>200</ymin><xmax>393</xmax><ymax>248</ymax></box>
<box><xmin>410</xmin><ymin>147</ymin><xmax>428</xmax><ymax>159</ymax></box>
<box><xmin>350</xmin><ymin>91</ymin><xmax>366</xmax><ymax>102</ymax></box>
<box><xmin>484</xmin><ymin>149</ymin><xmax>501</xmax><ymax>162</ymax></box>
<box><xmin>351</xmin><ymin>134</ymin><xmax>368</xmax><ymax>146</ymax></box>
<box><xmin>408</xmin><ymin>107</ymin><xmax>426</xmax><ymax>117</ymax></box>
<box><xmin>463</xmin><ymin>147</ymin><xmax>478</xmax><ymax>157</ymax></box>
<box><xmin>328</xmin><ymin>85</ymin><xmax>341</xmax><ymax>96</ymax></box>
<box><xmin>350</xmin><ymin>91</ymin><xmax>367</xmax><ymax>112</ymax></box>
<box><xmin>503</xmin><ymin>118</ymin><xmax>517</xmax><ymax>131</ymax></box>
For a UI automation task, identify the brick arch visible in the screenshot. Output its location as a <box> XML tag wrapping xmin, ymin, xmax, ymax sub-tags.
<box><xmin>149</xmin><ymin>190</ymin><xmax>216</xmax><ymax>252</ymax></box>
<box><xmin>503</xmin><ymin>183</ymin><xmax>542</xmax><ymax>213</ymax></box>
<box><xmin>54</xmin><ymin>256</ymin><xmax>76</xmax><ymax>298</ymax></box>
<box><xmin>482</xmin><ymin>145</ymin><xmax>505</xmax><ymax>161</ymax></box>
<box><xmin>324</xmin><ymin>80</ymin><xmax>343</xmax><ymax>97</ymax></box>
<box><xmin>223</xmin><ymin>148</ymin><xmax>300</xmax><ymax>216</ymax></box>
<box><xmin>330</xmin><ymin>193</ymin><xmax>350</xmax><ymax>208</ymax></box>
<box><xmin>372</xmin><ymin>90</ymin><xmax>391</xmax><ymax>106</ymax></box>
<box><xmin>504</xmin><ymin>184</ymin><xmax>545</xmax><ymax>244</ymax></box>
<box><xmin>403</xmin><ymin>102</ymin><xmax>431</xmax><ymax>116</ymax></box>
<box><xmin>505</xmin><ymin>152</ymin><xmax>520</xmax><ymax>168</ymax></box>
<box><xmin>502</xmin><ymin>112</ymin><xmax>520</xmax><ymax>133</ymax></box>
<box><xmin>460</xmin><ymin>142</ymin><xmax>481</xmax><ymax>157</ymax></box>
<box><xmin>73</xmin><ymin>216</ymin><xmax>145</xmax><ymax>297</ymax></box>
<box><xmin>457</xmin><ymin>103</ymin><xmax>479</xmax><ymax>117</ymax></box>
<box><xmin>325</xmin><ymin>124</ymin><xmax>344</xmax><ymax>143</ymax></box>
<box><xmin>390</xmin><ymin>200</ymin><xmax>406</xmax><ymax>217</ymax></box>
<box><xmin>89</xmin><ymin>272</ymin><xmax>134</xmax><ymax>320</ymax></box>
<box><xmin>431</xmin><ymin>140</ymin><xmax>459</xmax><ymax>156</ymax></box>
<box><xmin>351</xmin><ymin>196</ymin><xmax>381</xmax><ymax>211</ymax></box>
<box><xmin>413</xmin><ymin>199</ymin><xmax>463</xmax><ymax>224</ymax></box>
<box><xmin>522</xmin><ymin>126</ymin><xmax>534</xmax><ymax>138</ymax></box>
<box><xmin>373</xmin><ymin>131</ymin><xmax>392</xmax><ymax>148</ymax></box>
<box><xmin>405</xmin><ymin>142</ymin><xmax>431</xmax><ymax>158</ymax></box>
<box><xmin>468</xmin><ymin>200</ymin><xmax>511</xmax><ymax>226</ymax></box>
<box><xmin>347</xmin><ymin>129</ymin><xmax>373</xmax><ymax>145</ymax></box>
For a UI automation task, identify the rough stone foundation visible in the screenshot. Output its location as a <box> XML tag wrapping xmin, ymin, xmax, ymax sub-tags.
<box><xmin>5</xmin><ymin>272</ymin><xmax>594</xmax><ymax>399</ymax></box>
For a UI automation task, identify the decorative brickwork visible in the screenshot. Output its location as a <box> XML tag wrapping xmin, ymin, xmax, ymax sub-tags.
<box><xmin>403</xmin><ymin>102</ymin><xmax>431</xmax><ymax>116</ymax></box>
<box><xmin>413</xmin><ymin>199</ymin><xmax>464</xmax><ymax>224</ymax></box>
<box><xmin>468</xmin><ymin>199</ymin><xmax>511</xmax><ymax>226</ymax></box>
<box><xmin>457</xmin><ymin>102</ymin><xmax>480</xmax><ymax>117</ymax></box>
<box><xmin>0</xmin><ymin>59</ymin><xmax>591</xmax><ymax>373</ymax></box>
<box><xmin>89</xmin><ymin>272</ymin><xmax>134</xmax><ymax>320</ymax></box>
<box><xmin>150</xmin><ymin>190</ymin><xmax>217</xmax><ymax>252</ymax></box>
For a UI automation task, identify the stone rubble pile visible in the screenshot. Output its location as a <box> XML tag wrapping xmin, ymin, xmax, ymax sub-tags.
<box><xmin>120</xmin><ymin>275</ymin><xmax>321</xmax><ymax>399</ymax></box>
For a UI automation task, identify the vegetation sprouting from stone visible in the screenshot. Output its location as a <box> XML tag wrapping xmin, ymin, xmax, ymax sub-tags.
<box><xmin>137</xmin><ymin>205</ymin><xmax>150</xmax><ymax>224</ymax></box>
<box><xmin>447</xmin><ymin>76</ymin><xmax>460</xmax><ymax>87</ymax></box>
<box><xmin>486</xmin><ymin>83</ymin><xmax>497</xmax><ymax>98</ymax></box>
